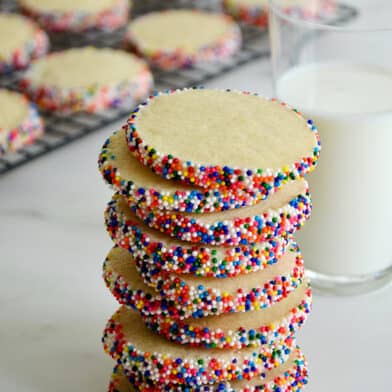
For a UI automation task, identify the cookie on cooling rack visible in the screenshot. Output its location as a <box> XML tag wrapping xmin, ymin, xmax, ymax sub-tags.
<box><xmin>0</xmin><ymin>13</ymin><xmax>49</xmax><ymax>74</ymax></box>
<box><xmin>20</xmin><ymin>47</ymin><xmax>153</xmax><ymax>113</ymax></box>
<box><xmin>124</xmin><ymin>9</ymin><xmax>241</xmax><ymax>70</ymax></box>
<box><xmin>18</xmin><ymin>0</ymin><xmax>130</xmax><ymax>32</ymax></box>
<box><xmin>222</xmin><ymin>0</ymin><xmax>336</xmax><ymax>27</ymax></box>
<box><xmin>0</xmin><ymin>89</ymin><xmax>44</xmax><ymax>157</ymax></box>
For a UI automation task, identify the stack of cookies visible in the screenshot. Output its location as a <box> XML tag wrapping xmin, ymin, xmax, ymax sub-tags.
<box><xmin>98</xmin><ymin>88</ymin><xmax>320</xmax><ymax>391</ymax></box>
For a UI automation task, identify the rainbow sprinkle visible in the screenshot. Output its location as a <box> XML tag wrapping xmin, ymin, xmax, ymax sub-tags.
<box><xmin>103</xmin><ymin>244</ymin><xmax>305</xmax><ymax>320</ymax></box>
<box><xmin>109</xmin><ymin>346</ymin><xmax>308</xmax><ymax>391</ymax></box>
<box><xmin>134</xmin><ymin>243</ymin><xmax>305</xmax><ymax>318</ymax></box>
<box><xmin>102</xmin><ymin>306</ymin><xmax>297</xmax><ymax>387</ymax></box>
<box><xmin>129</xmin><ymin>183</ymin><xmax>312</xmax><ymax>246</ymax></box>
<box><xmin>142</xmin><ymin>283</ymin><xmax>312</xmax><ymax>350</ymax></box>
<box><xmin>105</xmin><ymin>195</ymin><xmax>290</xmax><ymax>279</ymax></box>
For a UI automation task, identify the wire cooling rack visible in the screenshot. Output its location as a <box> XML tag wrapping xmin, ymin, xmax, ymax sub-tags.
<box><xmin>0</xmin><ymin>0</ymin><xmax>357</xmax><ymax>175</ymax></box>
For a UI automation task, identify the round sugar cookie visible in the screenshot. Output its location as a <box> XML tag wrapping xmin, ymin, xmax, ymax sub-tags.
<box><xmin>125</xmin><ymin>88</ymin><xmax>320</xmax><ymax>190</ymax></box>
<box><xmin>102</xmin><ymin>306</ymin><xmax>296</xmax><ymax>387</ymax></box>
<box><xmin>134</xmin><ymin>239</ymin><xmax>304</xmax><ymax>318</ymax></box>
<box><xmin>222</xmin><ymin>0</ymin><xmax>269</xmax><ymax>28</ymax></box>
<box><xmin>124</xmin><ymin>10</ymin><xmax>241</xmax><ymax>70</ymax></box>
<box><xmin>110</xmin><ymin>347</ymin><xmax>308</xmax><ymax>391</ymax></box>
<box><xmin>223</xmin><ymin>0</ymin><xmax>335</xmax><ymax>27</ymax></box>
<box><xmin>0</xmin><ymin>89</ymin><xmax>44</xmax><ymax>156</ymax></box>
<box><xmin>18</xmin><ymin>0</ymin><xmax>130</xmax><ymax>32</ymax></box>
<box><xmin>0</xmin><ymin>13</ymin><xmax>49</xmax><ymax>74</ymax></box>
<box><xmin>105</xmin><ymin>195</ymin><xmax>289</xmax><ymax>279</ymax></box>
<box><xmin>103</xmin><ymin>246</ymin><xmax>310</xmax><ymax>347</ymax></box>
<box><xmin>144</xmin><ymin>282</ymin><xmax>311</xmax><ymax>350</ymax></box>
<box><xmin>99</xmin><ymin>130</ymin><xmax>290</xmax><ymax>213</ymax></box>
<box><xmin>20</xmin><ymin>47</ymin><xmax>153</xmax><ymax>113</ymax></box>
<box><xmin>130</xmin><ymin>179</ymin><xmax>311</xmax><ymax>246</ymax></box>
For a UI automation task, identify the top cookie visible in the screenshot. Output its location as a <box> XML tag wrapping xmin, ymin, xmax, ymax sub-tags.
<box><xmin>126</xmin><ymin>88</ymin><xmax>320</xmax><ymax>190</ymax></box>
<box><xmin>18</xmin><ymin>0</ymin><xmax>130</xmax><ymax>32</ymax></box>
<box><xmin>124</xmin><ymin>10</ymin><xmax>241</xmax><ymax>70</ymax></box>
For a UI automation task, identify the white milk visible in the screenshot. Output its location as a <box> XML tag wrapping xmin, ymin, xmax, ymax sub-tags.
<box><xmin>277</xmin><ymin>62</ymin><xmax>392</xmax><ymax>276</ymax></box>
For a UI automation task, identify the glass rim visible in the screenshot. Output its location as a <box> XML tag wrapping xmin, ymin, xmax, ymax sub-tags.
<box><xmin>268</xmin><ymin>0</ymin><xmax>392</xmax><ymax>33</ymax></box>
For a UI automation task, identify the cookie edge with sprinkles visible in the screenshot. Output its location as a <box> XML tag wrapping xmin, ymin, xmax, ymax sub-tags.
<box><xmin>102</xmin><ymin>306</ymin><xmax>296</xmax><ymax>386</ymax></box>
<box><xmin>124</xmin><ymin>10</ymin><xmax>242</xmax><ymax>70</ymax></box>
<box><xmin>125</xmin><ymin>88</ymin><xmax>321</xmax><ymax>190</ymax></box>
<box><xmin>98</xmin><ymin>130</ymin><xmax>290</xmax><ymax>214</ymax></box>
<box><xmin>20</xmin><ymin>48</ymin><xmax>154</xmax><ymax>113</ymax></box>
<box><xmin>0</xmin><ymin>13</ymin><xmax>49</xmax><ymax>74</ymax></box>
<box><xmin>19</xmin><ymin>0</ymin><xmax>130</xmax><ymax>32</ymax></box>
<box><xmin>0</xmin><ymin>90</ymin><xmax>44</xmax><ymax>156</ymax></box>
<box><xmin>105</xmin><ymin>195</ymin><xmax>291</xmax><ymax>279</ymax></box>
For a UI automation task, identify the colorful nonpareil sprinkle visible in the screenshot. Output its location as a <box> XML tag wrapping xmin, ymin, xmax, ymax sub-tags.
<box><xmin>105</xmin><ymin>195</ymin><xmax>289</xmax><ymax>279</ymax></box>
<box><xmin>109</xmin><ymin>346</ymin><xmax>308</xmax><ymax>391</ymax></box>
<box><xmin>102</xmin><ymin>306</ymin><xmax>296</xmax><ymax>387</ymax></box>
<box><xmin>134</xmin><ymin>242</ymin><xmax>305</xmax><ymax>318</ymax></box>
<box><xmin>142</xmin><ymin>282</ymin><xmax>312</xmax><ymax>349</ymax></box>
<box><xmin>19</xmin><ymin>0</ymin><xmax>130</xmax><ymax>32</ymax></box>
<box><xmin>125</xmin><ymin>88</ymin><xmax>321</xmax><ymax>191</ymax></box>
<box><xmin>103</xmin><ymin>244</ymin><xmax>305</xmax><ymax>321</ymax></box>
<box><xmin>124</xmin><ymin>10</ymin><xmax>241</xmax><ymax>70</ymax></box>
<box><xmin>20</xmin><ymin>47</ymin><xmax>153</xmax><ymax>113</ymax></box>
<box><xmin>99</xmin><ymin>130</ymin><xmax>293</xmax><ymax>214</ymax></box>
<box><xmin>0</xmin><ymin>13</ymin><xmax>49</xmax><ymax>74</ymax></box>
<box><xmin>0</xmin><ymin>89</ymin><xmax>44</xmax><ymax>157</ymax></box>
<box><xmin>129</xmin><ymin>180</ymin><xmax>312</xmax><ymax>246</ymax></box>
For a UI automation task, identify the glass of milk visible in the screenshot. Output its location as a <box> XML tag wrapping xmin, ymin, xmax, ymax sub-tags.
<box><xmin>269</xmin><ymin>0</ymin><xmax>392</xmax><ymax>295</ymax></box>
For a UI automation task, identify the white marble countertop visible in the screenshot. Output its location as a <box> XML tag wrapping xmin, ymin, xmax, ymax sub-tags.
<box><xmin>0</xmin><ymin>59</ymin><xmax>391</xmax><ymax>392</ymax></box>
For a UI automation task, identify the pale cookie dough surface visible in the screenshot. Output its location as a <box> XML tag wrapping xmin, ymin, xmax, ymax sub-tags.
<box><xmin>0</xmin><ymin>14</ymin><xmax>36</xmax><ymax>59</ymax></box>
<box><xmin>0</xmin><ymin>89</ymin><xmax>29</xmax><ymax>130</ymax></box>
<box><xmin>19</xmin><ymin>0</ymin><xmax>119</xmax><ymax>13</ymax></box>
<box><xmin>133</xmin><ymin>89</ymin><xmax>317</xmax><ymax>169</ymax></box>
<box><xmin>28</xmin><ymin>47</ymin><xmax>147</xmax><ymax>89</ymax></box>
<box><xmin>127</xmin><ymin>10</ymin><xmax>236</xmax><ymax>53</ymax></box>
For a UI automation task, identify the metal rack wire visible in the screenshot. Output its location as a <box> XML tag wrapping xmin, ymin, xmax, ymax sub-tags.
<box><xmin>0</xmin><ymin>0</ymin><xmax>357</xmax><ymax>175</ymax></box>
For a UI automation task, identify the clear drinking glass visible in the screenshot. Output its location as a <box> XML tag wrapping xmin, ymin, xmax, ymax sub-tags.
<box><xmin>269</xmin><ymin>0</ymin><xmax>392</xmax><ymax>295</ymax></box>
